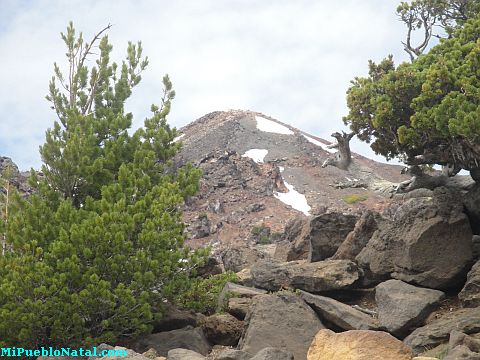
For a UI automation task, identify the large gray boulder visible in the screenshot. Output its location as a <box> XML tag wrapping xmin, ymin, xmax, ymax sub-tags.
<box><xmin>404</xmin><ymin>307</ymin><xmax>480</xmax><ymax>355</ymax></box>
<box><xmin>250</xmin><ymin>259</ymin><xmax>360</xmax><ymax>292</ymax></box>
<box><xmin>153</xmin><ymin>303</ymin><xmax>202</xmax><ymax>332</ymax></box>
<box><xmin>331</xmin><ymin>210</ymin><xmax>382</xmax><ymax>261</ymax></box>
<box><xmin>167</xmin><ymin>348</ymin><xmax>205</xmax><ymax>360</ymax></box>
<box><xmin>215</xmin><ymin>349</ymin><xmax>253</xmax><ymax>360</ymax></box>
<box><xmin>464</xmin><ymin>184</ymin><xmax>480</xmax><ymax>234</ymax></box>
<box><xmin>444</xmin><ymin>330</ymin><xmax>480</xmax><ymax>360</ymax></box>
<box><xmin>217</xmin><ymin>282</ymin><xmax>267</xmax><ymax>320</ymax></box>
<box><xmin>279</xmin><ymin>216</ymin><xmax>309</xmax><ymax>261</ymax></box>
<box><xmin>459</xmin><ymin>260</ymin><xmax>480</xmax><ymax>307</ymax></box>
<box><xmin>375</xmin><ymin>279</ymin><xmax>445</xmax><ymax>338</ymax></box>
<box><xmin>221</xmin><ymin>246</ymin><xmax>267</xmax><ymax>272</ymax></box>
<box><xmin>307</xmin><ymin>212</ymin><xmax>358</xmax><ymax>262</ymax></box>
<box><xmin>299</xmin><ymin>290</ymin><xmax>379</xmax><ymax>330</ymax></box>
<box><xmin>238</xmin><ymin>294</ymin><xmax>324</xmax><ymax>360</ymax></box>
<box><xmin>356</xmin><ymin>187</ymin><xmax>473</xmax><ymax>289</ymax></box>
<box><xmin>444</xmin><ymin>345</ymin><xmax>480</xmax><ymax>360</ymax></box>
<box><xmin>134</xmin><ymin>326</ymin><xmax>211</xmax><ymax>356</ymax></box>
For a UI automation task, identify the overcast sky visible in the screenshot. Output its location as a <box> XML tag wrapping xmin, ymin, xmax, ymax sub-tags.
<box><xmin>0</xmin><ymin>0</ymin><xmax>410</xmax><ymax>170</ymax></box>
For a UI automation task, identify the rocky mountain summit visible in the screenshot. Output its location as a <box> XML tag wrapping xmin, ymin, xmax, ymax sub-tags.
<box><xmin>175</xmin><ymin>110</ymin><xmax>410</xmax><ymax>254</ymax></box>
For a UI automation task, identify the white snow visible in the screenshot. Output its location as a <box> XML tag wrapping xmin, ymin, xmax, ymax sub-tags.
<box><xmin>173</xmin><ymin>134</ymin><xmax>185</xmax><ymax>142</ymax></box>
<box><xmin>242</xmin><ymin>149</ymin><xmax>268</xmax><ymax>163</ymax></box>
<box><xmin>303</xmin><ymin>134</ymin><xmax>337</xmax><ymax>154</ymax></box>
<box><xmin>274</xmin><ymin>180</ymin><xmax>311</xmax><ymax>216</ymax></box>
<box><xmin>256</xmin><ymin>116</ymin><xmax>294</xmax><ymax>135</ymax></box>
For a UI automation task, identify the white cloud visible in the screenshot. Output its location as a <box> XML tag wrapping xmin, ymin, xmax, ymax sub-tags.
<box><xmin>0</xmin><ymin>0</ymin><xmax>409</xmax><ymax>169</ymax></box>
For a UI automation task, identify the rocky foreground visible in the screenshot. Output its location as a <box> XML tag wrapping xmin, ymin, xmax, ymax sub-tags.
<box><xmin>37</xmin><ymin>184</ymin><xmax>480</xmax><ymax>360</ymax></box>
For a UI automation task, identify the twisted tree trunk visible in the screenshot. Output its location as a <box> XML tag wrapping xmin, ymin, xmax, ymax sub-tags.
<box><xmin>321</xmin><ymin>131</ymin><xmax>355</xmax><ymax>171</ymax></box>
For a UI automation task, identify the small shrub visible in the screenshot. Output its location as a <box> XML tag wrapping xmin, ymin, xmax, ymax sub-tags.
<box><xmin>173</xmin><ymin>272</ymin><xmax>238</xmax><ymax>315</ymax></box>
<box><xmin>251</xmin><ymin>225</ymin><xmax>263</xmax><ymax>235</ymax></box>
<box><xmin>343</xmin><ymin>194</ymin><xmax>369</xmax><ymax>204</ymax></box>
<box><xmin>258</xmin><ymin>235</ymin><xmax>271</xmax><ymax>244</ymax></box>
<box><xmin>251</xmin><ymin>224</ymin><xmax>271</xmax><ymax>244</ymax></box>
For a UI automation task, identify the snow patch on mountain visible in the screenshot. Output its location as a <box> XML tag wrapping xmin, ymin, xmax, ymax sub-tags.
<box><xmin>303</xmin><ymin>134</ymin><xmax>336</xmax><ymax>153</ymax></box>
<box><xmin>256</xmin><ymin>116</ymin><xmax>294</xmax><ymax>135</ymax></box>
<box><xmin>173</xmin><ymin>134</ymin><xmax>185</xmax><ymax>142</ymax></box>
<box><xmin>242</xmin><ymin>149</ymin><xmax>268</xmax><ymax>163</ymax></box>
<box><xmin>274</xmin><ymin>166</ymin><xmax>311</xmax><ymax>216</ymax></box>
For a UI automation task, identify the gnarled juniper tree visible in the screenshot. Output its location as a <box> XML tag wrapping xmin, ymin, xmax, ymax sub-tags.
<box><xmin>344</xmin><ymin>8</ymin><xmax>480</xmax><ymax>182</ymax></box>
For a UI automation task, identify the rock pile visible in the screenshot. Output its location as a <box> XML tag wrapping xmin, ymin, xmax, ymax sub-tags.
<box><xmin>83</xmin><ymin>185</ymin><xmax>478</xmax><ymax>360</ymax></box>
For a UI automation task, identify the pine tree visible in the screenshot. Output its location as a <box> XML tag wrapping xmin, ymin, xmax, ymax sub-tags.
<box><xmin>0</xmin><ymin>23</ymin><xmax>205</xmax><ymax>347</ymax></box>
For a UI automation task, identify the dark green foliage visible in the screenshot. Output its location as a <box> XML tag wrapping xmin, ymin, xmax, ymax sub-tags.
<box><xmin>344</xmin><ymin>12</ymin><xmax>480</xmax><ymax>178</ymax></box>
<box><xmin>251</xmin><ymin>224</ymin><xmax>271</xmax><ymax>244</ymax></box>
<box><xmin>171</xmin><ymin>272</ymin><xmax>238</xmax><ymax>315</ymax></box>
<box><xmin>0</xmin><ymin>23</ymin><xmax>205</xmax><ymax>347</ymax></box>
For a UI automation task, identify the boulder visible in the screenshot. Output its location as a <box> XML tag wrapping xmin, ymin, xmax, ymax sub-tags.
<box><xmin>307</xmin><ymin>212</ymin><xmax>358</xmax><ymax>262</ymax></box>
<box><xmin>153</xmin><ymin>304</ymin><xmax>202</xmax><ymax>332</ymax></box>
<box><xmin>279</xmin><ymin>216</ymin><xmax>309</xmax><ymax>261</ymax></box>
<box><xmin>134</xmin><ymin>326</ymin><xmax>211</xmax><ymax>356</ymax></box>
<box><xmin>221</xmin><ymin>247</ymin><xmax>267</xmax><ymax>272</ymax></box>
<box><xmin>464</xmin><ymin>184</ymin><xmax>480</xmax><ymax>235</ymax></box>
<box><xmin>459</xmin><ymin>260</ymin><xmax>480</xmax><ymax>307</ymax></box>
<box><xmin>331</xmin><ymin>210</ymin><xmax>381</xmax><ymax>261</ymax></box>
<box><xmin>218</xmin><ymin>283</ymin><xmax>266</xmax><ymax>308</ymax></box>
<box><xmin>227</xmin><ymin>297</ymin><xmax>253</xmax><ymax>320</ymax></box>
<box><xmin>445</xmin><ymin>330</ymin><xmax>480</xmax><ymax>359</ymax></box>
<box><xmin>215</xmin><ymin>349</ymin><xmax>253</xmax><ymax>360</ymax></box>
<box><xmin>217</xmin><ymin>282</ymin><xmax>266</xmax><ymax>319</ymax></box>
<box><xmin>250</xmin><ymin>260</ymin><xmax>360</xmax><ymax>292</ymax></box>
<box><xmin>250</xmin><ymin>347</ymin><xmax>294</xmax><ymax>360</ymax></box>
<box><xmin>166</xmin><ymin>348</ymin><xmax>205</xmax><ymax>360</ymax></box>
<box><xmin>201</xmin><ymin>313</ymin><xmax>244</xmax><ymax>346</ymax></box>
<box><xmin>236</xmin><ymin>268</ymin><xmax>254</xmax><ymax>287</ymax></box>
<box><xmin>238</xmin><ymin>294</ymin><xmax>324</xmax><ymax>360</ymax></box>
<box><xmin>356</xmin><ymin>187</ymin><xmax>473</xmax><ymax>289</ymax></box>
<box><xmin>376</xmin><ymin>279</ymin><xmax>445</xmax><ymax>338</ymax></box>
<box><xmin>444</xmin><ymin>345</ymin><xmax>480</xmax><ymax>360</ymax></box>
<box><xmin>299</xmin><ymin>290</ymin><xmax>378</xmax><ymax>330</ymax></box>
<box><xmin>404</xmin><ymin>307</ymin><xmax>480</xmax><ymax>355</ymax></box>
<box><xmin>449</xmin><ymin>330</ymin><xmax>480</xmax><ymax>351</ymax></box>
<box><xmin>474</xmin><ymin>235</ymin><xmax>480</xmax><ymax>260</ymax></box>
<box><xmin>307</xmin><ymin>329</ymin><xmax>412</xmax><ymax>360</ymax></box>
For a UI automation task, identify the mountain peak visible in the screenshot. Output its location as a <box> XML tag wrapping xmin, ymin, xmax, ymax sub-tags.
<box><xmin>176</xmin><ymin>110</ymin><xmax>408</xmax><ymax>249</ymax></box>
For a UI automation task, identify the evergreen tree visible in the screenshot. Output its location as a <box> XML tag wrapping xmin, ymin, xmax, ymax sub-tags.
<box><xmin>344</xmin><ymin>11</ymin><xmax>480</xmax><ymax>181</ymax></box>
<box><xmin>0</xmin><ymin>23</ymin><xmax>205</xmax><ymax>347</ymax></box>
